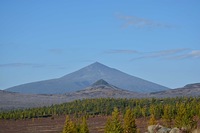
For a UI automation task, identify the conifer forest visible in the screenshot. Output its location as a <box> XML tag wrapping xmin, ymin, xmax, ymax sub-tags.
<box><xmin>1</xmin><ymin>97</ymin><xmax>200</xmax><ymax>132</ymax></box>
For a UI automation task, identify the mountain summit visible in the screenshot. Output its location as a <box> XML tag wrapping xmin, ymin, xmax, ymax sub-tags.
<box><xmin>92</xmin><ymin>79</ymin><xmax>110</xmax><ymax>87</ymax></box>
<box><xmin>6</xmin><ymin>62</ymin><xmax>169</xmax><ymax>94</ymax></box>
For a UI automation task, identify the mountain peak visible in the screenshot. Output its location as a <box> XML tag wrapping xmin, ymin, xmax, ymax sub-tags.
<box><xmin>92</xmin><ymin>61</ymin><xmax>102</xmax><ymax>65</ymax></box>
<box><xmin>88</xmin><ymin>62</ymin><xmax>108</xmax><ymax>68</ymax></box>
<box><xmin>79</xmin><ymin>62</ymin><xmax>111</xmax><ymax>74</ymax></box>
<box><xmin>92</xmin><ymin>79</ymin><xmax>110</xmax><ymax>86</ymax></box>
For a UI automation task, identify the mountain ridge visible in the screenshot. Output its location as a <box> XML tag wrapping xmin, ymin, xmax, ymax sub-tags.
<box><xmin>149</xmin><ymin>83</ymin><xmax>200</xmax><ymax>97</ymax></box>
<box><xmin>1</xmin><ymin>82</ymin><xmax>200</xmax><ymax>111</ymax></box>
<box><xmin>0</xmin><ymin>79</ymin><xmax>146</xmax><ymax>110</ymax></box>
<box><xmin>5</xmin><ymin>62</ymin><xmax>169</xmax><ymax>94</ymax></box>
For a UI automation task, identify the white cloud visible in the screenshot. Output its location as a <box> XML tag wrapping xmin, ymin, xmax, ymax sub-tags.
<box><xmin>116</xmin><ymin>14</ymin><xmax>173</xmax><ymax>29</ymax></box>
<box><xmin>167</xmin><ymin>50</ymin><xmax>200</xmax><ymax>60</ymax></box>
<box><xmin>131</xmin><ymin>48</ymin><xmax>189</xmax><ymax>60</ymax></box>
<box><xmin>190</xmin><ymin>50</ymin><xmax>200</xmax><ymax>58</ymax></box>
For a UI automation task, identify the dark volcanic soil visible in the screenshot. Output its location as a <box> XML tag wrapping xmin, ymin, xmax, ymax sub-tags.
<box><xmin>0</xmin><ymin>115</ymin><xmax>149</xmax><ymax>133</ymax></box>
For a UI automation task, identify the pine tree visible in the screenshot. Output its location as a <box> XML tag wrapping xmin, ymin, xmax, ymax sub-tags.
<box><xmin>62</xmin><ymin>115</ymin><xmax>76</xmax><ymax>133</ymax></box>
<box><xmin>104</xmin><ymin>117</ymin><xmax>112</xmax><ymax>133</ymax></box>
<box><xmin>80</xmin><ymin>116</ymin><xmax>89</xmax><ymax>133</ymax></box>
<box><xmin>149</xmin><ymin>114</ymin><xmax>156</xmax><ymax>125</ymax></box>
<box><xmin>104</xmin><ymin>107</ymin><xmax>123</xmax><ymax>133</ymax></box>
<box><xmin>162</xmin><ymin>104</ymin><xmax>172</xmax><ymax>127</ymax></box>
<box><xmin>141</xmin><ymin>106</ymin><xmax>147</xmax><ymax>118</ymax></box>
<box><xmin>175</xmin><ymin>103</ymin><xmax>197</xmax><ymax>131</ymax></box>
<box><xmin>175</xmin><ymin>103</ymin><xmax>187</xmax><ymax>128</ymax></box>
<box><xmin>123</xmin><ymin>108</ymin><xmax>137</xmax><ymax>133</ymax></box>
<box><xmin>149</xmin><ymin>105</ymin><xmax>156</xmax><ymax>117</ymax></box>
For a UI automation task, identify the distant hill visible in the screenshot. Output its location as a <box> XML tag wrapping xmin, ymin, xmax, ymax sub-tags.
<box><xmin>5</xmin><ymin>62</ymin><xmax>169</xmax><ymax>94</ymax></box>
<box><xmin>1</xmin><ymin>82</ymin><xmax>200</xmax><ymax>110</ymax></box>
<box><xmin>149</xmin><ymin>83</ymin><xmax>200</xmax><ymax>97</ymax></box>
<box><xmin>0</xmin><ymin>90</ymin><xmax>68</xmax><ymax>110</ymax></box>
<box><xmin>66</xmin><ymin>79</ymin><xmax>146</xmax><ymax>99</ymax></box>
<box><xmin>0</xmin><ymin>79</ymin><xmax>146</xmax><ymax>110</ymax></box>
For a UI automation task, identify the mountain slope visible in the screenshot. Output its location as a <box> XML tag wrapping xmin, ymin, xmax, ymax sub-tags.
<box><xmin>149</xmin><ymin>83</ymin><xmax>200</xmax><ymax>97</ymax></box>
<box><xmin>6</xmin><ymin>62</ymin><xmax>169</xmax><ymax>94</ymax></box>
<box><xmin>0</xmin><ymin>79</ymin><xmax>146</xmax><ymax>110</ymax></box>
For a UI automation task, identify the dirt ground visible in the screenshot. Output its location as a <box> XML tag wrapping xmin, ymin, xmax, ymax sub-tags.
<box><xmin>0</xmin><ymin>115</ymin><xmax>150</xmax><ymax>133</ymax></box>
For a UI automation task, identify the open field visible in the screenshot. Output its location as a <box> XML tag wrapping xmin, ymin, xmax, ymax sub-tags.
<box><xmin>1</xmin><ymin>115</ymin><xmax>200</xmax><ymax>133</ymax></box>
<box><xmin>0</xmin><ymin>115</ymin><xmax>150</xmax><ymax>133</ymax></box>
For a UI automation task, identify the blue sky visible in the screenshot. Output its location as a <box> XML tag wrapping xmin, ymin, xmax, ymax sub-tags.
<box><xmin>0</xmin><ymin>0</ymin><xmax>200</xmax><ymax>90</ymax></box>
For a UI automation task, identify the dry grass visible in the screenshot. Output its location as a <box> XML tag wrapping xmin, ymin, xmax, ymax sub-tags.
<box><xmin>1</xmin><ymin>115</ymin><xmax>199</xmax><ymax>133</ymax></box>
<box><xmin>0</xmin><ymin>115</ymin><xmax>149</xmax><ymax>133</ymax></box>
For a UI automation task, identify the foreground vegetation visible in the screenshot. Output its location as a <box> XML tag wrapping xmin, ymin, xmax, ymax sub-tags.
<box><xmin>62</xmin><ymin>107</ymin><xmax>137</xmax><ymax>133</ymax></box>
<box><xmin>1</xmin><ymin>97</ymin><xmax>200</xmax><ymax>132</ymax></box>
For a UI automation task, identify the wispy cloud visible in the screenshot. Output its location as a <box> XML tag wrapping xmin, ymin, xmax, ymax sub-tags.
<box><xmin>190</xmin><ymin>50</ymin><xmax>200</xmax><ymax>58</ymax></box>
<box><xmin>0</xmin><ymin>63</ymin><xmax>68</xmax><ymax>69</ymax></box>
<box><xmin>130</xmin><ymin>48</ymin><xmax>200</xmax><ymax>61</ymax></box>
<box><xmin>167</xmin><ymin>50</ymin><xmax>200</xmax><ymax>60</ymax></box>
<box><xmin>146</xmin><ymin>48</ymin><xmax>189</xmax><ymax>58</ymax></box>
<box><xmin>105</xmin><ymin>48</ymin><xmax>200</xmax><ymax>60</ymax></box>
<box><xmin>116</xmin><ymin>13</ymin><xmax>174</xmax><ymax>29</ymax></box>
<box><xmin>104</xmin><ymin>48</ymin><xmax>197</xmax><ymax>61</ymax></box>
<box><xmin>0</xmin><ymin>63</ymin><xmax>45</xmax><ymax>68</ymax></box>
<box><xmin>105</xmin><ymin>49</ymin><xmax>138</xmax><ymax>54</ymax></box>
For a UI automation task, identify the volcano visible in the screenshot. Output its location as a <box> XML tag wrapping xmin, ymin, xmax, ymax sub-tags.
<box><xmin>6</xmin><ymin>62</ymin><xmax>169</xmax><ymax>94</ymax></box>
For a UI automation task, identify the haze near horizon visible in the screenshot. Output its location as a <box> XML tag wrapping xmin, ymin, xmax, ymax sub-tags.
<box><xmin>0</xmin><ymin>0</ymin><xmax>200</xmax><ymax>90</ymax></box>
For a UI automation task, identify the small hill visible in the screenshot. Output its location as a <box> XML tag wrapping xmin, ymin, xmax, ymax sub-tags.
<box><xmin>149</xmin><ymin>83</ymin><xmax>200</xmax><ymax>97</ymax></box>
<box><xmin>91</xmin><ymin>79</ymin><xmax>110</xmax><ymax>86</ymax></box>
<box><xmin>5</xmin><ymin>62</ymin><xmax>169</xmax><ymax>94</ymax></box>
<box><xmin>65</xmin><ymin>79</ymin><xmax>147</xmax><ymax>99</ymax></box>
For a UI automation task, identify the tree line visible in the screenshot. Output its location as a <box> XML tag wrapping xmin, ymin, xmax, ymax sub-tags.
<box><xmin>0</xmin><ymin>97</ymin><xmax>200</xmax><ymax>131</ymax></box>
